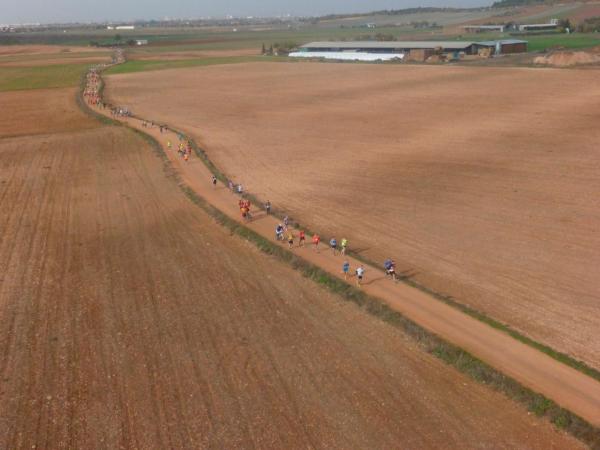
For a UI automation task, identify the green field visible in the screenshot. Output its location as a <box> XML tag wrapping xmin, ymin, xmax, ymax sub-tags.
<box><xmin>104</xmin><ymin>55</ymin><xmax>289</xmax><ymax>75</ymax></box>
<box><xmin>0</xmin><ymin>63</ymin><xmax>91</xmax><ymax>92</ymax></box>
<box><xmin>454</xmin><ymin>33</ymin><xmax>600</xmax><ymax>52</ymax></box>
<box><xmin>524</xmin><ymin>34</ymin><xmax>600</xmax><ymax>52</ymax></box>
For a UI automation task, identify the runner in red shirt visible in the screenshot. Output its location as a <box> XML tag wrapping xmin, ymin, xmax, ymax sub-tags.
<box><xmin>298</xmin><ymin>230</ymin><xmax>306</xmax><ymax>247</ymax></box>
<box><xmin>312</xmin><ymin>234</ymin><xmax>320</xmax><ymax>252</ymax></box>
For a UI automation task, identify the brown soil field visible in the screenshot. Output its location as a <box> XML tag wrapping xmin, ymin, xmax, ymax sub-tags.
<box><xmin>0</xmin><ymin>45</ymin><xmax>104</xmax><ymax>57</ymax></box>
<box><xmin>106</xmin><ymin>62</ymin><xmax>600</xmax><ymax>369</ymax></box>
<box><xmin>534</xmin><ymin>50</ymin><xmax>600</xmax><ymax>67</ymax></box>
<box><xmin>0</xmin><ymin>88</ymin><xmax>99</xmax><ymax>138</ymax></box>
<box><xmin>0</xmin><ymin>55</ymin><xmax>110</xmax><ymax>68</ymax></box>
<box><xmin>128</xmin><ymin>48</ymin><xmax>260</xmax><ymax>61</ymax></box>
<box><xmin>0</xmin><ymin>45</ymin><xmax>109</xmax><ymax>67</ymax></box>
<box><xmin>0</xmin><ymin>85</ymin><xmax>585</xmax><ymax>449</ymax></box>
<box><xmin>565</xmin><ymin>2</ymin><xmax>600</xmax><ymax>23</ymax></box>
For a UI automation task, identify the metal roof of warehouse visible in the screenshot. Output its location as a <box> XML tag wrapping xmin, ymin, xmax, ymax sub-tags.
<box><xmin>476</xmin><ymin>39</ymin><xmax>528</xmax><ymax>45</ymax></box>
<box><xmin>301</xmin><ymin>40</ymin><xmax>527</xmax><ymax>50</ymax></box>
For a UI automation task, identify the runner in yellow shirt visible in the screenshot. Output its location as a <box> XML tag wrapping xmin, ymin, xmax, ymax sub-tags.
<box><xmin>340</xmin><ymin>238</ymin><xmax>348</xmax><ymax>255</ymax></box>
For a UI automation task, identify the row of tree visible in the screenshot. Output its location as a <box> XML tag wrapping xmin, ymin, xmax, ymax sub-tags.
<box><xmin>261</xmin><ymin>42</ymin><xmax>299</xmax><ymax>55</ymax></box>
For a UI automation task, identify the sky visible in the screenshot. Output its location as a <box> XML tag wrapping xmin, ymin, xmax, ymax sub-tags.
<box><xmin>3</xmin><ymin>0</ymin><xmax>488</xmax><ymax>24</ymax></box>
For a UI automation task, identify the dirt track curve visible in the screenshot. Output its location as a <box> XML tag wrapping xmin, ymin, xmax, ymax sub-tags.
<box><xmin>90</xmin><ymin>97</ymin><xmax>600</xmax><ymax>428</ymax></box>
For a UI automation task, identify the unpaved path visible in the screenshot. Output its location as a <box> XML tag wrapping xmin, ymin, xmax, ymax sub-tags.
<box><xmin>92</xmin><ymin>99</ymin><xmax>600</xmax><ymax>428</ymax></box>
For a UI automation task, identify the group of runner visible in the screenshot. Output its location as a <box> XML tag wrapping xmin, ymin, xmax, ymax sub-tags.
<box><xmin>84</xmin><ymin>56</ymin><xmax>392</xmax><ymax>292</ymax></box>
<box><xmin>83</xmin><ymin>70</ymin><xmax>102</xmax><ymax>106</ymax></box>
<box><xmin>165</xmin><ymin>136</ymin><xmax>193</xmax><ymax>161</ymax></box>
<box><xmin>269</xmin><ymin>215</ymin><xmax>371</xmax><ymax>286</ymax></box>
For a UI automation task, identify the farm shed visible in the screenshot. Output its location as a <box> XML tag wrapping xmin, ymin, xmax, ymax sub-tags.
<box><xmin>474</xmin><ymin>39</ymin><xmax>528</xmax><ymax>55</ymax></box>
<box><xmin>298</xmin><ymin>41</ymin><xmax>477</xmax><ymax>55</ymax></box>
<box><xmin>291</xmin><ymin>40</ymin><xmax>528</xmax><ymax>61</ymax></box>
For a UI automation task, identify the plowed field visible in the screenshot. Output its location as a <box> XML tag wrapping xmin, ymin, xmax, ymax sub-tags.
<box><xmin>106</xmin><ymin>62</ymin><xmax>600</xmax><ymax>369</ymax></box>
<box><xmin>0</xmin><ymin>88</ymin><xmax>99</xmax><ymax>138</ymax></box>
<box><xmin>0</xmin><ymin>81</ymin><xmax>584</xmax><ymax>448</ymax></box>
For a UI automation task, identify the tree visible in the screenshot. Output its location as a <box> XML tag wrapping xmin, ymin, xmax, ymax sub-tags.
<box><xmin>115</xmin><ymin>34</ymin><xmax>122</xmax><ymax>43</ymax></box>
<box><xmin>557</xmin><ymin>18</ymin><xmax>572</xmax><ymax>33</ymax></box>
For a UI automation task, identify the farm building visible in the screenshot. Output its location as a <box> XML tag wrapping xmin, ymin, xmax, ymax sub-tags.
<box><xmin>519</xmin><ymin>19</ymin><xmax>558</xmax><ymax>32</ymax></box>
<box><xmin>107</xmin><ymin>25</ymin><xmax>136</xmax><ymax>30</ymax></box>
<box><xmin>474</xmin><ymin>40</ymin><xmax>528</xmax><ymax>54</ymax></box>
<box><xmin>135</xmin><ymin>39</ymin><xmax>148</xmax><ymax>46</ymax></box>
<box><xmin>290</xmin><ymin>40</ymin><xmax>527</xmax><ymax>61</ymax></box>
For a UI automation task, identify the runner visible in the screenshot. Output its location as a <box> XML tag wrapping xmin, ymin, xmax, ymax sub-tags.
<box><xmin>264</xmin><ymin>200</ymin><xmax>271</xmax><ymax>215</ymax></box>
<box><xmin>184</xmin><ymin>153</ymin><xmax>189</xmax><ymax>162</ymax></box>
<box><xmin>243</xmin><ymin>200</ymin><xmax>251</xmax><ymax>220</ymax></box>
<box><xmin>330</xmin><ymin>237</ymin><xmax>338</xmax><ymax>255</ymax></box>
<box><xmin>237</xmin><ymin>184</ymin><xmax>243</xmax><ymax>195</ymax></box>
<box><xmin>275</xmin><ymin>224</ymin><xmax>284</xmax><ymax>241</ymax></box>
<box><xmin>312</xmin><ymin>233</ymin><xmax>320</xmax><ymax>252</ymax></box>
<box><xmin>355</xmin><ymin>265</ymin><xmax>365</xmax><ymax>287</ymax></box>
<box><xmin>167</xmin><ymin>140</ymin><xmax>172</xmax><ymax>150</ymax></box>
<box><xmin>340</xmin><ymin>238</ymin><xmax>348</xmax><ymax>255</ymax></box>
<box><xmin>384</xmin><ymin>259</ymin><xmax>393</xmax><ymax>279</ymax></box>
<box><xmin>287</xmin><ymin>231</ymin><xmax>294</xmax><ymax>249</ymax></box>
<box><xmin>298</xmin><ymin>230</ymin><xmax>305</xmax><ymax>247</ymax></box>
<box><xmin>212</xmin><ymin>175</ymin><xmax>217</xmax><ymax>188</ymax></box>
<box><xmin>342</xmin><ymin>260</ymin><xmax>350</xmax><ymax>280</ymax></box>
<box><xmin>283</xmin><ymin>215</ymin><xmax>289</xmax><ymax>230</ymax></box>
<box><xmin>228</xmin><ymin>180</ymin><xmax>234</xmax><ymax>193</ymax></box>
<box><xmin>388</xmin><ymin>259</ymin><xmax>397</xmax><ymax>282</ymax></box>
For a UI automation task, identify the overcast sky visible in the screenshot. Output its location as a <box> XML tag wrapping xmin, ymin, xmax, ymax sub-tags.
<box><xmin>3</xmin><ymin>0</ymin><xmax>489</xmax><ymax>24</ymax></box>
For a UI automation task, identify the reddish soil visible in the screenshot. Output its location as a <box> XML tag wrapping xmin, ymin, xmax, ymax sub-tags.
<box><xmin>568</xmin><ymin>2</ymin><xmax>600</xmax><ymax>23</ymax></box>
<box><xmin>0</xmin><ymin>45</ymin><xmax>110</xmax><ymax>67</ymax></box>
<box><xmin>0</xmin><ymin>88</ymin><xmax>99</xmax><ymax>138</ymax></box>
<box><xmin>128</xmin><ymin>48</ymin><xmax>260</xmax><ymax>61</ymax></box>
<box><xmin>0</xmin><ymin>78</ymin><xmax>586</xmax><ymax>448</ymax></box>
<box><xmin>0</xmin><ymin>45</ymin><xmax>104</xmax><ymax>57</ymax></box>
<box><xmin>106</xmin><ymin>62</ymin><xmax>600</xmax><ymax>369</ymax></box>
<box><xmin>534</xmin><ymin>50</ymin><xmax>600</xmax><ymax>66</ymax></box>
<box><xmin>0</xmin><ymin>56</ymin><xmax>110</xmax><ymax>68</ymax></box>
<box><xmin>105</xmin><ymin>108</ymin><xmax>600</xmax><ymax>427</ymax></box>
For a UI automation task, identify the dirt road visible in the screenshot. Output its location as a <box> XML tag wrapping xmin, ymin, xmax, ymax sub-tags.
<box><xmin>95</xmin><ymin>92</ymin><xmax>600</xmax><ymax>428</ymax></box>
<box><xmin>106</xmin><ymin>62</ymin><xmax>600</xmax><ymax>369</ymax></box>
<box><xmin>0</xmin><ymin>79</ymin><xmax>585</xmax><ymax>448</ymax></box>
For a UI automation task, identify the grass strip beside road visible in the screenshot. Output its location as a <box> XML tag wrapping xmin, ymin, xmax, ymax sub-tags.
<box><xmin>104</xmin><ymin>55</ymin><xmax>289</xmax><ymax>75</ymax></box>
<box><xmin>0</xmin><ymin>62</ymin><xmax>91</xmax><ymax>92</ymax></box>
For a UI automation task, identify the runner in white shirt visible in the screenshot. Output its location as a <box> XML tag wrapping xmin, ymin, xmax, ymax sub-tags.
<box><xmin>355</xmin><ymin>265</ymin><xmax>365</xmax><ymax>287</ymax></box>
